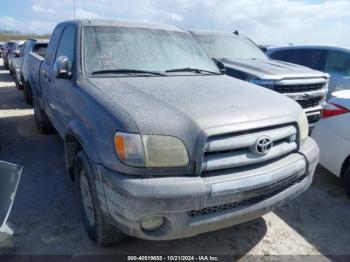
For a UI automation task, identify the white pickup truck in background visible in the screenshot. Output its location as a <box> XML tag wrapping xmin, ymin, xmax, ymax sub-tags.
<box><xmin>190</xmin><ymin>31</ymin><xmax>330</xmax><ymax>126</ymax></box>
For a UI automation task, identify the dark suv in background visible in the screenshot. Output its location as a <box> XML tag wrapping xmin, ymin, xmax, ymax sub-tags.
<box><xmin>2</xmin><ymin>41</ymin><xmax>19</xmax><ymax>69</ymax></box>
<box><xmin>0</xmin><ymin>43</ymin><xmax>5</xmax><ymax>58</ymax></box>
<box><xmin>266</xmin><ymin>45</ymin><xmax>350</xmax><ymax>97</ymax></box>
<box><xmin>12</xmin><ymin>39</ymin><xmax>48</xmax><ymax>100</ymax></box>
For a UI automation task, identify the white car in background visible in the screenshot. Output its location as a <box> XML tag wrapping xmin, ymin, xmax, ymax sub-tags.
<box><xmin>312</xmin><ymin>90</ymin><xmax>350</xmax><ymax>198</ymax></box>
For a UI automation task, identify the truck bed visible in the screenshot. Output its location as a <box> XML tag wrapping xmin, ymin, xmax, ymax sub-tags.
<box><xmin>24</xmin><ymin>52</ymin><xmax>45</xmax><ymax>96</ymax></box>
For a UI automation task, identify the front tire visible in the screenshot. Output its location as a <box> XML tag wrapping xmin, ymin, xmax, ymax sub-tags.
<box><xmin>33</xmin><ymin>96</ymin><xmax>55</xmax><ymax>134</ymax></box>
<box><xmin>15</xmin><ymin>77</ymin><xmax>23</xmax><ymax>90</ymax></box>
<box><xmin>75</xmin><ymin>151</ymin><xmax>124</xmax><ymax>246</ymax></box>
<box><xmin>9</xmin><ymin>64</ymin><xmax>14</xmax><ymax>75</ymax></box>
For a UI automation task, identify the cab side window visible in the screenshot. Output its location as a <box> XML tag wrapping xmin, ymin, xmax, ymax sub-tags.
<box><xmin>271</xmin><ymin>49</ymin><xmax>326</xmax><ymax>71</ymax></box>
<box><xmin>20</xmin><ymin>44</ymin><xmax>26</xmax><ymax>57</ymax></box>
<box><xmin>45</xmin><ymin>25</ymin><xmax>64</xmax><ymax>65</ymax></box>
<box><xmin>270</xmin><ymin>50</ymin><xmax>292</xmax><ymax>62</ymax></box>
<box><xmin>55</xmin><ymin>25</ymin><xmax>75</xmax><ymax>71</ymax></box>
<box><xmin>325</xmin><ymin>51</ymin><xmax>350</xmax><ymax>77</ymax></box>
<box><xmin>22</xmin><ymin>41</ymin><xmax>33</xmax><ymax>57</ymax></box>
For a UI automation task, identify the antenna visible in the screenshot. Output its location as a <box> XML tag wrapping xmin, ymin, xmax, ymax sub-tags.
<box><xmin>208</xmin><ymin>8</ymin><xmax>215</xmax><ymax>57</ymax></box>
<box><xmin>74</xmin><ymin>0</ymin><xmax>76</xmax><ymax>21</ymax></box>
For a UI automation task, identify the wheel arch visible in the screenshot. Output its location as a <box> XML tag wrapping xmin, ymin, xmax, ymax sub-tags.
<box><xmin>64</xmin><ymin>121</ymin><xmax>101</xmax><ymax>181</ymax></box>
<box><xmin>341</xmin><ymin>155</ymin><xmax>350</xmax><ymax>178</ymax></box>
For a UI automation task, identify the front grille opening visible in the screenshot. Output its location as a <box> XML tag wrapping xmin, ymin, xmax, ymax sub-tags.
<box><xmin>297</xmin><ymin>97</ymin><xmax>322</xmax><ymax>109</ymax></box>
<box><xmin>275</xmin><ymin>83</ymin><xmax>325</xmax><ymax>93</ymax></box>
<box><xmin>187</xmin><ymin>174</ymin><xmax>307</xmax><ymax>217</ymax></box>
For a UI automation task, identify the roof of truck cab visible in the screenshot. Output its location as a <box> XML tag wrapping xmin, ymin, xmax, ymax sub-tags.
<box><xmin>189</xmin><ymin>30</ymin><xmax>235</xmax><ymax>36</ymax></box>
<box><xmin>58</xmin><ymin>19</ymin><xmax>185</xmax><ymax>32</ymax></box>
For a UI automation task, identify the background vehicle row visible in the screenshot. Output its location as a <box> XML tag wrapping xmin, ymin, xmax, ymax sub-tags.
<box><xmin>190</xmin><ymin>31</ymin><xmax>329</xmax><ymax>125</ymax></box>
<box><xmin>266</xmin><ymin>45</ymin><xmax>350</xmax><ymax>97</ymax></box>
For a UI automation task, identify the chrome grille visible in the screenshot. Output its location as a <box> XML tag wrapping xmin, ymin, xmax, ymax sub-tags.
<box><xmin>297</xmin><ymin>97</ymin><xmax>323</xmax><ymax>109</ymax></box>
<box><xmin>274</xmin><ymin>83</ymin><xmax>325</xmax><ymax>93</ymax></box>
<box><xmin>201</xmin><ymin>125</ymin><xmax>298</xmax><ymax>173</ymax></box>
<box><xmin>273</xmin><ymin>79</ymin><xmax>328</xmax><ymax>111</ymax></box>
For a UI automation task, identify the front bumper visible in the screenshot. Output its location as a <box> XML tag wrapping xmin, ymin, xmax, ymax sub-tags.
<box><xmin>97</xmin><ymin>137</ymin><xmax>319</xmax><ymax>240</ymax></box>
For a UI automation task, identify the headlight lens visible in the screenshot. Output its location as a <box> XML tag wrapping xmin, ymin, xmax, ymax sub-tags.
<box><xmin>142</xmin><ymin>135</ymin><xmax>189</xmax><ymax>167</ymax></box>
<box><xmin>114</xmin><ymin>132</ymin><xmax>189</xmax><ymax>168</ymax></box>
<box><xmin>249</xmin><ymin>79</ymin><xmax>275</xmax><ymax>88</ymax></box>
<box><xmin>298</xmin><ymin>111</ymin><xmax>309</xmax><ymax>144</ymax></box>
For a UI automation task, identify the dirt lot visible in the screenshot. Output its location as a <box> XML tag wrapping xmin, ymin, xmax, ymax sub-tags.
<box><xmin>0</xmin><ymin>58</ymin><xmax>349</xmax><ymax>259</ymax></box>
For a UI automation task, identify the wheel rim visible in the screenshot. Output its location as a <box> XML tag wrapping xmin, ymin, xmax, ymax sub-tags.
<box><xmin>80</xmin><ymin>170</ymin><xmax>95</xmax><ymax>227</ymax></box>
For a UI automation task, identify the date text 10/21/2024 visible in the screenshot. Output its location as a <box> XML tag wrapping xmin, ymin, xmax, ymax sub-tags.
<box><xmin>127</xmin><ymin>256</ymin><xmax>220</xmax><ymax>261</ymax></box>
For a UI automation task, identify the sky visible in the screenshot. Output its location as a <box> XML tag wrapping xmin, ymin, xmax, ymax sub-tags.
<box><xmin>0</xmin><ymin>0</ymin><xmax>349</xmax><ymax>46</ymax></box>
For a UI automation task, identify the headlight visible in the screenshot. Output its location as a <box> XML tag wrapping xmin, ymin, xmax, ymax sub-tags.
<box><xmin>114</xmin><ymin>132</ymin><xmax>189</xmax><ymax>168</ymax></box>
<box><xmin>298</xmin><ymin>111</ymin><xmax>309</xmax><ymax>144</ymax></box>
<box><xmin>142</xmin><ymin>135</ymin><xmax>189</xmax><ymax>167</ymax></box>
<box><xmin>249</xmin><ymin>79</ymin><xmax>275</xmax><ymax>88</ymax></box>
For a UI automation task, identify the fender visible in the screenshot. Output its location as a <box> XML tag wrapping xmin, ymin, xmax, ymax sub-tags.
<box><xmin>64</xmin><ymin>119</ymin><xmax>102</xmax><ymax>171</ymax></box>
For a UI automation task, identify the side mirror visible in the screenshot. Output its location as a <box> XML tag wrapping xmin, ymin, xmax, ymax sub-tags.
<box><xmin>54</xmin><ymin>56</ymin><xmax>72</xmax><ymax>79</ymax></box>
<box><xmin>15</xmin><ymin>50</ymin><xmax>20</xmax><ymax>57</ymax></box>
<box><xmin>212</xmin><ymin>58</ymin><xmax>226</xmax><ymax>74</ymax></box>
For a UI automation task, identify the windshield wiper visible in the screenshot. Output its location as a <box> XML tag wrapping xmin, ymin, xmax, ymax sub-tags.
<box><xmin>91</xmin><ymin>69</ymin><xmax>166</xmax><ymax>76</ymax></box>
<box><xmin>165</xmin><ymin>67</ymin><xmax>221</xmax><ymax>75</ymax></box>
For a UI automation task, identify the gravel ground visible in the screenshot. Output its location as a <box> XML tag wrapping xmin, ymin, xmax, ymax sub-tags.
<box><xmin>0</xmin><ymin>58</ymin><xmax>349</xmax><ymax>260</ymax></box>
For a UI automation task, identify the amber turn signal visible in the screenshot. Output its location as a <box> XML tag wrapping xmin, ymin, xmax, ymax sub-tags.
<box><xmin>114</xmin><ymin>135</ymin><xmax>126</xmax><ymax>160</ymax></box>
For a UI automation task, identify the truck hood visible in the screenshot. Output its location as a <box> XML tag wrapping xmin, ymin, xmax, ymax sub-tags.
<box><xmin>88</xmin><ymin>75</ymin><xmax>301</xmax><ymax>157</ymax></box>
<box><xmin>220</xmin><ymin>58</ymin><xmax>328</xmax><ymax>80</ymax></box>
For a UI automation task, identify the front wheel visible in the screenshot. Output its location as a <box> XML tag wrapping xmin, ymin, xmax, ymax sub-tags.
<box><xmin>75</xmin><ymin>151</ymin><xmax>124</xmax><ymax>246</ymax></box>
<box><xmin>15</xmin><ymin>77</ymin><xmax>23</xmax><ymax>90</ymax></box>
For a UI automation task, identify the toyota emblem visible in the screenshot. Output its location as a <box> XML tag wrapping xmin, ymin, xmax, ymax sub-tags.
<box><xmin>254</xmin><ymin>136</ymin><xmax>273</xmax><ymax>155</ymax></box>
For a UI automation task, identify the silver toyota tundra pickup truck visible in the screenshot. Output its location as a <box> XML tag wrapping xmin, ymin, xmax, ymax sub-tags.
<box><xmin>28</xmin><ymin>20</ymin><xmax>319</xmax><ymax>246</ymax></box>
<box><xmin>190</xmin><ymin>30</ymin><xmax>330</xmax><ymax>125</ymax></box>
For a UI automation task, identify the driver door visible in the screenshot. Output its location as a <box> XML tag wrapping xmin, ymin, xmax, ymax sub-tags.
<box><xmin>45</xmin><ymin>25</ymin><xmax>76</xmax><ymax>136</ymax></box>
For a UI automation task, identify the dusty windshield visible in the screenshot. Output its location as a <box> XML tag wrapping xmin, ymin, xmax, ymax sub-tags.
<box><xmin>83</xmin><ymin>26</ymin><xmax>219</xmax><ymax>75</ymax></box>
<box><xmin>195</xmin><ymin>34</ymin><xmax>268</xmax><ymax>60</ymax></box>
